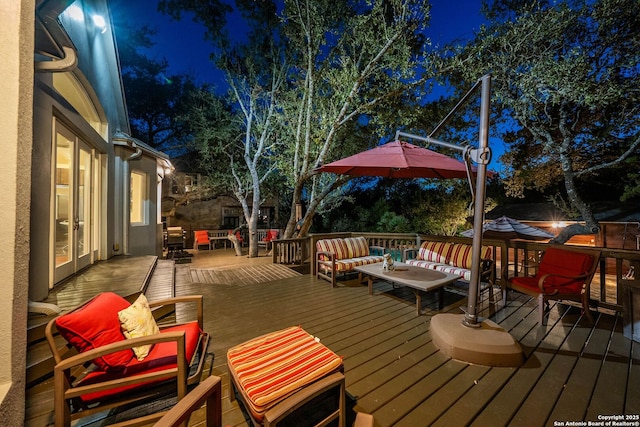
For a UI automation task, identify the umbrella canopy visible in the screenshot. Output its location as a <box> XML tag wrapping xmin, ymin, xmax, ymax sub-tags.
<box><xmin>461</xmin><ymin>216</ymin><xmax>555</xmax><ymax>240</ymax></box>
<box><xmin>316</xmin><ymin>140</ymin><xmax>471</xmax><ymax>179</ymax></box>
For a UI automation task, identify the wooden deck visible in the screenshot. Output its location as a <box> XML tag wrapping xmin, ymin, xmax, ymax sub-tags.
<box><xmin>26</xmin><ymin>249</ymin><xmax>640</xmax><ymax>426</ymax></box>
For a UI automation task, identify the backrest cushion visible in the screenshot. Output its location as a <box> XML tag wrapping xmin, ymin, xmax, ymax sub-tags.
<box><xmin>537</xmin><ymin>247</ymin><xmax>595</xmax><ymax>290</ymax></box>
<box><xmin>449</xmin><ymin>243</ymin><xmax>493</xmax><ymax>269</ymax></box>
<box><xmin>56</xmin><ymin>292</ymin><xmax>133</xmax><ymax>371</ymax></box>
<box><xmin>118</xmin><ymin>294</ymin><xmax>160</xmax><ymax>361</ymax></box>
<box><xmin>417</xmin><ymin>241</ymin><xmax>452</xmax><ymax>263</ymax></box>
<box><xmin>316</xmin><ymin>238</ymin><xmax>350</xmax><ymax>260</ymax></box>
<box><xmin>344</xmin><ymin>236</ymin><xmax>369</xmax><ymax>258</ymax></box>
<box><xmin>194</xmin><ymin>230</ymin><xmax>209</xmax><ymax>242</ymax></box>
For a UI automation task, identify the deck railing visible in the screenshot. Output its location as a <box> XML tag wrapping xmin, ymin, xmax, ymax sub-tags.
<box><xmin>271</xmin><ymin>232</ymin><xmax>640</xmax><ymax>314</ymax></box>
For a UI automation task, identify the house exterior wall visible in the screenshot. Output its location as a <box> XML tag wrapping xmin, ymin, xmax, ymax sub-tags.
<box><xmin>29</xmin><ymin>0</ymin><xmax>168</xmax><ymax>301</ymax></box>
<box><xmin>0</xmin><ymin>1</ymin><xmax>33</xmax><ymax>424</ymax></box>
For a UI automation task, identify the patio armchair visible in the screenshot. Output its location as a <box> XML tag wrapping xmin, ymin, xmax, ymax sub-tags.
<box><xmin>45</xmin><ymin>292</ymin><xmax>210</xmax><ymax>427</ymax></box>
<box><xmin>258</xmin><ymin>229</ymin><xmax>279</xmax><ymax>251</ymax></box>
<box><xmin>194</xmin><ymin>230</ymin><xmax>212</xmax><ymax>250</ymax></box>
<box><xmin>503</xmin><ymin>245</ymin><xmax>600</xmax><ymax>325</ymax></box>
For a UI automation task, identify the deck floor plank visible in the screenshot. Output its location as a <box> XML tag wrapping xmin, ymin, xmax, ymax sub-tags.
<box><xmin>586</xmin><ymin>313</ymin><xmax>631</xmax><ymax>419</ymax></box>
<box><xmin>26</xmin><ymin>252</ymin><xmax>640</xmax><ymax>427</ymax></box>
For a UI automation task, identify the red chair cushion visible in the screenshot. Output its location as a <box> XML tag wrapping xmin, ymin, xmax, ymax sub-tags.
<box><xmin>76</xmin><ymin>321</ymin><xmax>203</xmax><ymax>403</ymax></box>
<box><xmin>194</xmin><ymin>230</ymin><xmax>209</xmax><ymax>243</ymax></box>
<box><xmin>512</xmin><ymin>247</ymin><xmax>594</xmax><ymax>294</ymax></box>
<box><xmin>55</xmin><ymin>292</ymin><xmax>133</xmax><ymax>372</ymax></box>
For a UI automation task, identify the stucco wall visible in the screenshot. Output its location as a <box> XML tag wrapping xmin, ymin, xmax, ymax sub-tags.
<box><xmin>0</xmin><ymin>1</ymin><xmax>33</xmax><ymax>424</ymax></box>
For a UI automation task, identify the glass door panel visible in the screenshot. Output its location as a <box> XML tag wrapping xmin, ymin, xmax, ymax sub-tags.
<box><xmin>53</xmin><ymin>120</ymin><xmax>97</xmax><ymax>284</ymax></box>
<box><xmin>76</xmin><ymin>142</ymin><xmax>92</xmax><ymax>269</ymax></box>
<box><xmin>54</xmin><ymin>125</ymin><xmax>74</xmax><ymax>282</ymax></box>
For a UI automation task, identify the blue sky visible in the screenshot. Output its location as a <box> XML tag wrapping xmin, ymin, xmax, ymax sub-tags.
<box><xmin>111</xmin><ymin>1</ymin><xmax>487</xmax><ymax>84</ymax></box>
<box><xmin>109</xmin><ymin>1</ymin><xmax>505</xmax><ymax>171</ymax></box>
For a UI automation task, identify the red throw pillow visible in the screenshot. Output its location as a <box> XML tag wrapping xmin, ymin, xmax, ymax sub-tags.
<box><xmin>56</xmin><ymin>292</ymin><xmax>134</xmax><ymax>371</ymax></box>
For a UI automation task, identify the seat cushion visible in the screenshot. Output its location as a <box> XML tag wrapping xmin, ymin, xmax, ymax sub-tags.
<box><xmin>344</xmin><ymin>236</ymin><xmax>369</xmax><ymax>258</ymax></box>
<box><xmin>417</xmin><ymin>241</ymin><xmax>452</xmax><ymax>263</ymax></box>
<box><xmin>76</xmin><ymin>321</ymin><xmax>203</xmax><ymax>404</ymax></box>
<box><xmin>316</xmin><ymin>238</ymin><xmax>350</xmax><ymax>261</ymax></box>
<box><xmin>448</xmin><ymin>244</ymin><xmax>492</xmax><ymax>269</ymax></box>
<box><xmin>55</xmin><ymin>292</ymin><xmax>133</xmax><ymax>372</ymax></box>
<box><xmin>227</xmin><ymin>326</ymin><xmax>343</xmax><ymax>422</ymax></box>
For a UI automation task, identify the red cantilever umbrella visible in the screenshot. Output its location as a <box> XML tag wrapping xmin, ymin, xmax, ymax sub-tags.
<box><xmin>316</xmin><ymin>140</ymin><xmax>473</xmax><ymax>179</ymax></box>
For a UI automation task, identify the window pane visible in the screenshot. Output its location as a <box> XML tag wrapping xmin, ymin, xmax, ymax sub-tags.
<box><xmin>130</xmin><ymin>171</ymin><xmax>147</xmax><ymax>225</ymax></box>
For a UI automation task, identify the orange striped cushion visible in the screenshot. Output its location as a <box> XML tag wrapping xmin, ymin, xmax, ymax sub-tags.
<box><xmin>417</xmin><ymin>241</ymin><xmax>452</xmax><ymax>263</ymax></box>
<box><xmin>448</xmin><ymin>243</ymin><xmax>492</xmax><ymax>269</ymax></box>
<box><xmin>344</xmin><ymin>236</ymin><xmax>369</xmax><ymax>258</ymax></box>
<box><xmin>316</xmin><ymin>238</ymin><xmax>350</xmax><ymax>260</ymax></box>
<box><xmin>227</xmin><ymin>326</ymin><xmax>343</xmax><ymax>421</ymax></box>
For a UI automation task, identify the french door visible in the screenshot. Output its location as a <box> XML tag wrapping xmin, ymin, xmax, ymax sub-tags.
<box><xmin>53</xmin><ymin>120</ymin><xmax>98</xmax><ymax>285</ymax></box>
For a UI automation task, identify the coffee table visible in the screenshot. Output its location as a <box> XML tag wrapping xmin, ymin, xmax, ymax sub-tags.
<box><xmin>354</xmin><ymin>262</ymin><xmax>462</xmax><ymax>315</ymax></box>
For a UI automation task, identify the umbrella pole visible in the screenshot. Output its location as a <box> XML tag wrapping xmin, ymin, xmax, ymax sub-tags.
<box><xmin>463</xmin><ymin>75</ymin><xmax>491</xmax><ymax>327</ymax></box>
<box><xmin>429</xmin><ymin>75</ymin><xmax>524</xmax><ymax>367</ymax></box>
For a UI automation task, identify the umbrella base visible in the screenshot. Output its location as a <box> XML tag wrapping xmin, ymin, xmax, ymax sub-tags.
<box><xmin>430</xmin><ymin>313</ymin><xmax>524</xmax><ymax>367</ymax></box>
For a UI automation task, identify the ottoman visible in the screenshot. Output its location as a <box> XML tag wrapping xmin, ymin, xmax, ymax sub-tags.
<box><xmin>227</xmin><ymin>326</ymin><xmax>345</xmax><ymax>426</ymax></box>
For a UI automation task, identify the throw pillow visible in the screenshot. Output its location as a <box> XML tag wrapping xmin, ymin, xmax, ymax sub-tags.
<box><xmin>118</xmin><ymin>294</ymin><xmax>160</xmax><ymax>361</ymax></box>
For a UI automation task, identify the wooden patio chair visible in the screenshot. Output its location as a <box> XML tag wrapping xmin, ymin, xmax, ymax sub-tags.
<box><xmin>155</xmin><ymin>375</ymin><xmax>223</xmax><ymax>427</ymax></box>
<box><xmin>45</xmin><ymin>292</ymin><xmax>210</xmax><ymax>427</ymax></box>
<box><xmin>503</xmin><ymin>245</ymin><xmax>601</xmax><ymax>325</ymax></box>
<box><xmin>258</xmin><ymin>229</ymin><xmax>279</xmax><ymax>251</ymax></box>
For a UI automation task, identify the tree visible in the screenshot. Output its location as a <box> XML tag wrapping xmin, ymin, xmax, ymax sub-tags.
<box><xmin>446</xmin><ymin>0</ymin><xmax>640</xmax><ymax>242</ymax></box>
<box><xmin>158</xmin><ymin>0</ymin><xmax>438</xmax><ymax>240</ymax></box>
<box><xmin>276</xmin><ymin>0</ymin><xmax>435</xmax><ymax>238</ymax></box>
<box><xmin>117</xmin><ymin>25</ymin><xmax>198</xmax><ymax>153</ymax></box>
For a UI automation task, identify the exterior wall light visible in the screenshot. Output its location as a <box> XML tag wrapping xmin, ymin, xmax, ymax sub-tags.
<box><xmin>92</xmin><ymin>14</ymin><xmax>107</xmax><ymax>33</ymax></box>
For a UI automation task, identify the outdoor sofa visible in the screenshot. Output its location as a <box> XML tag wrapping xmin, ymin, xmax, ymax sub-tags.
<box><xmin>403</xmin><ymin>239</ymin><xmax>496</xmax><ymax>296</ymax></box>
<box><xmin>316</xmin><ymin>236</ymin><xmax>385</xmax><ymax>286</ymax></box>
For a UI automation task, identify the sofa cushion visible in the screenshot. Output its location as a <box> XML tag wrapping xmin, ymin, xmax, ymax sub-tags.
<box><xmin>405</xmin><ymin>259</ymin><xmax>446</xmax><ymax>271</ymax></box>
<box><xmin>76</xmin><ymin>321</ymin><xmax>203</xmax><ymax>404</ymax></box>
<box><xmin>448</xmin><ymin>243</ymin><xmax>492</xmax><ymax>269</ymax></box>
<box><xmin>344</xmin><ymin>236</ymin><xmax>369</xmax><ymax>258</ymax></box>
<box><xmin>56</xmin><ymin>292</ymin><xmax>133</xmax><ymax>372</ymax></box>
<box><xmin>418</xmin><ymin>241</ymin><xmax>452</xmax><ymax>264</ymax></box>
<box><xmin>227</xmin><ymin>326</ymin><xmax>343</xmax><ymax>422</ymax></box>
<box><xmin>118</xmin><ymin>294</ymin><xmax>160</xmax><ymax>361</ymax></box>
<box><xmin>434</xmin><ymin>264</ymin><xmax>472</xmax><ymax>281</ymax></box>
<box><xmin>316</xmin><ymin>238</ymin><xmax>350</xmax><ymax>260</ymax></box>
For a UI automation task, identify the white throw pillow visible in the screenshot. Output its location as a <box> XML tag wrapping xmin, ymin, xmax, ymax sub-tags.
<box><xmin>118</xmin><ymin>294</ymin><xmax>160</xmax><ymax>361</ymax></box>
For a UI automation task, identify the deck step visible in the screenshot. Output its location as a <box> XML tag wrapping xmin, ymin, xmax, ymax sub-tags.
<box><xmin>26</xmin><ymin>256</ymin><xmax>161</xmax><ymax>386</ymax></box>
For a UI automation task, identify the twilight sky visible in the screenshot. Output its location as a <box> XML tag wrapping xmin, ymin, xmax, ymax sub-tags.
<box><xmin>108</xmin><ymin>0</ymin><xmax>505</xmax><ymax>170</ymax></box>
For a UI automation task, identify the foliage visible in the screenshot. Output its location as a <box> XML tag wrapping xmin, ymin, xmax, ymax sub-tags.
<box><xmin>446</xmin><ymin>0</ymin><xmax>640</xmax><ymax>242</ymax></box>
<box><xmin>117</xmin><ymin>25</ymin><xmax>197</xmax><ymax>152</ymax></box>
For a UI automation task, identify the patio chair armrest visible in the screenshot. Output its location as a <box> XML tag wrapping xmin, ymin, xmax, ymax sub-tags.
<box><xmin>403</xmin><ymin>248</ymin><xmax>418</xmax><ymax>262</ymax></box>
<box><xmin>538</xmin><ymin>272</ymin><xmax>590</xmax><ymax>294</ymax></box>
<box><xmin>149</xmin><ymin>295</ymin><xmax>204</xmax><ymax>329</ymax></box>
<box><xmin>316</xmin><ymin>250</ymin><xmax>336</xmax><ymax>262</ymax></box>
<box><xmin>155</xmin><ymin>375</ymin><xmax>222</xmax><ymax>427</ymax></box>
<box><xmin>480</xmin><ymin>259</ymin><xmax>495</xmax><ymax>282</ymax></box>
<box><xmin>54</xmin><ymin>331</ymin><xmax>188</xmax><ymax>373</ymax></box>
